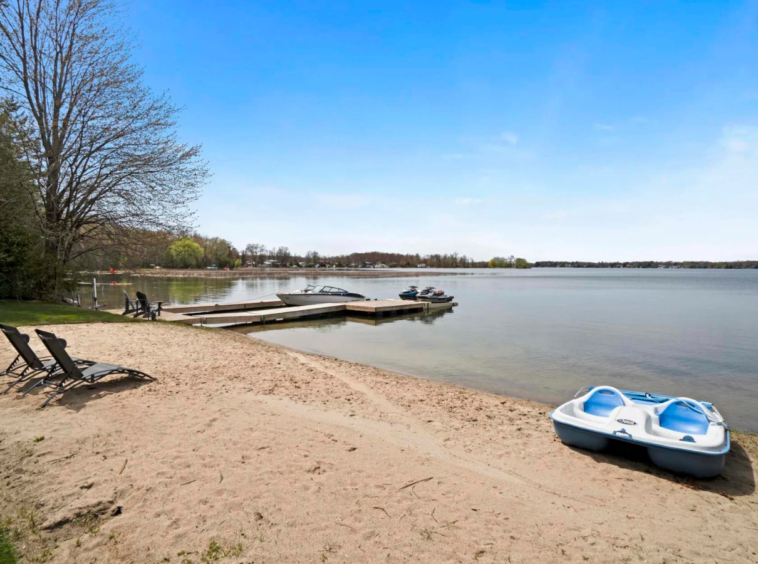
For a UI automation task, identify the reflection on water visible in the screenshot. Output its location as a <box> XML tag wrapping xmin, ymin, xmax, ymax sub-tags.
<box><xmin>230</xmin><ymin>308</ymin><xmax>454</xmax><ymax>334</ymax></box>
<box><xmin>78</xmin><ymin>269</ymin><xmax>758</xmax><ymax>432</ymax></box>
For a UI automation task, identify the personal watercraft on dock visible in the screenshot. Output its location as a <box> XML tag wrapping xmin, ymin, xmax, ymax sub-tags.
<box><xmin>399</xmin><ymin>286</ymin><xmax>419</xmax><ymax>300</ymax></box>
<box><xmin>416</xmin><ymin>289</ymin><xmax>454</xmax><ymax>304</ymax></box>
<box><xmin>399</xmin><ymin>286</ymin><xmax>437</xmax><ymax>300</ymax></box>
<box><xmin>550</xmin><ymin>386</ymin><xmax>729</xmax><ymax>478</ymax></box>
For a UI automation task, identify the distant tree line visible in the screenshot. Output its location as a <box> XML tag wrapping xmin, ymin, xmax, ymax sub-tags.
<box><xmin>488</xmin><ymin>256</ymin><xmax>531</xmax><ymax>269</ymax></box>
<box><xmin>74</xmin><ymin>233</ymin><xmax>533</xmax><ymax>271</ymax></box>
<box><xmin>533</xmin><ymin>261</ymin><xmax>758</xmax><ymax>269</ymax></box>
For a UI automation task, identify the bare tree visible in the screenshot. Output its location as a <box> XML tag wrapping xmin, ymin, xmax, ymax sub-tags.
<box><xmin>0</xmin><ymin>0</ymin><xmax>209</xmax><ymax>292</ymax></box>
<box><xmin>274</xmin><ymin>246</ymin><xmax>291</xmax><ymax>265</ymax></box>
<box><xmin>305</xmin><ymin>250</ymin><xmax>319</xmax><ymax>264</ymax></box>
<box><xmin>244</xmin><ymin>243</ymin><xmax>265</xmax><ymax>265</ymax></box>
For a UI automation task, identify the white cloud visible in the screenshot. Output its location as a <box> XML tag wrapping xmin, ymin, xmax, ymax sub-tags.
<box><xmin>500</xmin><ymin>131</ymin><xmax>519</xmax><ymax>145</ymax></box>
<box><xmin>454</xmin><ymin>198</ymin><xmax>483</xmax><ymax>205</ymax></box>
<box><xmin>720</xmin><ymin>125</ymin><xmax>758</xmax><ymax>155</ymax></box>
<box><xmin>594</xmin><ymin>123</ymin><xmax>615</xmax><ymax>131</ymax></box>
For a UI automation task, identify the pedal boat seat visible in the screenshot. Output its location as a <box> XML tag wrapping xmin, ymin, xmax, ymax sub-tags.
<box><xmin>657</xmin><ymin>400</ymin><xmax>711</xmax><ymax>435</ymax></box>
<box><xmin>582</xmin><ymin>387</ymin><xmax>626</xmax><ymax>417</ymax></box>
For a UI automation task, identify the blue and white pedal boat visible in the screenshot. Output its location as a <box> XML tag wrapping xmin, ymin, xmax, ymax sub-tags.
<box><xmin>550</xmin><ymin>386</ymin><xmax>730</xmax><ymax>478</ymax></box>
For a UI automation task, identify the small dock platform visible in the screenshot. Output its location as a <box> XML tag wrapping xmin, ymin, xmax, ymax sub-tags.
<box><xmin>156</xmin><ymin>299</ymin><xmax>456</xmax><ymax>326</ymax></box>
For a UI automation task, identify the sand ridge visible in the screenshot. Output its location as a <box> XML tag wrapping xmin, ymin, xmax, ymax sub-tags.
<box><xmin>0</xmin><ymin>322</ymin><xmax>756</xmax><ymax>563</ymax></box>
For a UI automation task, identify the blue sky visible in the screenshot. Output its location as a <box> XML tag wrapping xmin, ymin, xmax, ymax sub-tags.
<box><xmin>125</xmin><ymin>0</ymin><xmax>758</xmax><ymax>261</ymax></box>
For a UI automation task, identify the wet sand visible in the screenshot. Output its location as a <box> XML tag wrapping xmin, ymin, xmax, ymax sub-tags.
<box><xmin>0</xmin><ymin>322</ymin><xmax>756</xmax><ymax>563</ymax></box>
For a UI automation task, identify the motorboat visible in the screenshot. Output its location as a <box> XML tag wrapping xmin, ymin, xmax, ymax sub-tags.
<box><xmin>276</xmin><ymin>285</ymin><xmax>367</xmax><ymax>306</ymax></box>
<box><xmin>550</xmin><ymin>386</ymin><xmax>729</xmax><ymax>478</ymax></box>
<box><xmin>416</xmin><ymin>289</ymin><xmax>454</xmax><ymax>303</ymax></box>
<box><xmin>399</xmin><ymin>286</ymin><xmax>419</xmax><ymax>300</ymax></box>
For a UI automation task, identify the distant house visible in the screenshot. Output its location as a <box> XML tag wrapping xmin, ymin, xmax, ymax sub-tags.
<box><xmin>375</xmin><ymin>263</ymin><xmax>388</xmax><ymax>268</ymax></box>
<box><xmin>362</xmin><ymin>262</ymin><xmax>373</xmax><ymax>268</ymax></box>
<box><xmin>417</xmin><ymin>263</ymin><xmax>427</xmax><ymax>268</ymax></box>
<box><xmin>262</xmin><ymin>260</ymin><xmax>280</xmax><ymax>267</ymax></box>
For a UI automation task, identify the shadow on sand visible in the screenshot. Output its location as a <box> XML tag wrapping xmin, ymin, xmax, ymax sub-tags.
<box><xmin>15</xmin><ymin>374</ymin><xmax>154</xmax><ymax>413</ymax></box>
<box><xmin>568</xmin><ymin>435</ymin><xmax>756</xmax><ymax>497</ymax></box>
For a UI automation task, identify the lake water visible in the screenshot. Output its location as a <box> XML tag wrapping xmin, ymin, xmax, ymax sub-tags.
<box><xmin>82</xmin><ymin>269</ymin><xmax>758</xmax><ymax>432</ymax></box>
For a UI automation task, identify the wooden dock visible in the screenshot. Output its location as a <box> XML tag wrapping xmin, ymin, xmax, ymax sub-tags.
<box><xmin>161</xmin><ymin>299</ymin><xmax>284</xmax><ymax>314</ymax></box>
<box><xmin>153</xmin><ymin>299</ymin><xmax>456</xmax><ymax>326</ymax></box>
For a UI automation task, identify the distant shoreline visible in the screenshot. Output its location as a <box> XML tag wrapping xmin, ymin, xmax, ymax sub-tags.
<box><xmin>534</xmin><ymin>261</ymin><xmax>758</xmax><ymax>269</ymax></box>
<box><xmin>96</xmin><ymin>267</ymin><xmax>471</xmax><ymax>279</ymax></box>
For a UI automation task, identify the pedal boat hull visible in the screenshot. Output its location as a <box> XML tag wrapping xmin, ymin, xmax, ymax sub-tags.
<box><xmin>550</xmin><ymin>387</ymin><xmax>729</xmax><ymax>479</ymax></box>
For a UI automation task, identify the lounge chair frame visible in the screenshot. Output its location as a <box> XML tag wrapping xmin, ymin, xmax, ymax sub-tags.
<box><xmin>35</xmin><ymin>329</ymin><xmax>155</xmax><ymax>407</ymax></box>
<box><xmin>2</xmin><ymin>324</ymin><xmax>94</xmax><ymax>396</ymax></box>
<box><xmin>1</xmin><ymin>324</ymin><xmax>60</xmax><ymax>394</ymax></box>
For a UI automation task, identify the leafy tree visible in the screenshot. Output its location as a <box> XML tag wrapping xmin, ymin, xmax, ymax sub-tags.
<box><xmin>169</xmin><ymin>238</ymin><xmax>204</xmax><ymax>268</ymax></box>
<box><xmin>0</xmin><ymin>100</ymin><xmax>42</xmax><ymax>299</ymax></box>
<box><xmin>488</xmin><ymin>257</ymin><xmax>510</xmax><ymax>268</ymax></box>
<box><xmin>202</xmin><ymin>237</ymin><xmax>236</xmax><ymax>268</ymax></box>
<box><xmin>514</xmin><ymin>258</ymin><xmax>531</xmax><ymax>269</ymax></box>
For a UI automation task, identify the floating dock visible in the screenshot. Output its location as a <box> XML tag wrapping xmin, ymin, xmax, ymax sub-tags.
<box><xmin>156</xmin><ymin>299</ymin><xmax>456</xmax><ymax>326</ymax></box>
<box><xmin>161</xmin><ymin>299</ymin><xmax>284</xmax><ymax>314</ymax></box>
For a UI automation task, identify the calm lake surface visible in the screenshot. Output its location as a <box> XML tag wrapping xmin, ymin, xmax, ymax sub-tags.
<box><xmin>84</xmin><ymin>269</ymin><xmax>758</xmax><ymax>432</ymax></box>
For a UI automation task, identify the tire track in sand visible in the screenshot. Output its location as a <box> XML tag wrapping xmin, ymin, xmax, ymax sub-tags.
<box><xmin>283</xmin><ymin>350</ymin><xmax>603</xmax><ymax>507</ymax></box>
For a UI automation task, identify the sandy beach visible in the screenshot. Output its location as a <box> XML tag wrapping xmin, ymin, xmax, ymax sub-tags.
<box><xmin>0</xmin><ymin>322</ymin><xmax>756</xmax><ymax>563</ymax></box>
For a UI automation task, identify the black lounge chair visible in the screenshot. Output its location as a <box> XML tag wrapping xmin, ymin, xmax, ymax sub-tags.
<box><xmin>122</xmin><ymin>291</ymin><xmax>162</xmax><ymax>320</ymax></box>
<box><xmin>34</xmin><ymin>329</ymin><xmax>155</xmax><ymax>408</ymax></box>
<box><xmin>0</xmin><ymin>324</ymin><xmax>93</xmax><ymax>395</ymax></box>
<box><xmin>0</xmin><ymin>324</ymin><xmax>61</xmax><ymax>394</ymax></box>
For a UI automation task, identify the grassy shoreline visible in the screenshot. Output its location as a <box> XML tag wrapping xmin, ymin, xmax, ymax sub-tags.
<box><xmin>0</xmin><ymin>301</ymin><xmax>137</xmax><ymax>327</ymax></box>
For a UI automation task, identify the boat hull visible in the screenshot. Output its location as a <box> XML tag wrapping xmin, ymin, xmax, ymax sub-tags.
<box><xmin>399</xmin><ymin>293</ymin><xmax>418</xmax><ymax>301</ymax></box>
<box><xmin>276</xmin><ymin>293</ymin><xmax>366</xmax><ymax>306</ymax></box>
<box><xmin>417</xmin><ymin>296</ymin><xmax>454</xmax><ymax>303</ymax></box>
<box><xmin>552</xmin><ymin>419</ymin><xmax>728</xmax><ymax>479</ymax></box>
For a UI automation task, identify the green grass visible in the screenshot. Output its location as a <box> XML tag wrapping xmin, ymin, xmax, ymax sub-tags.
<box><xmin>0</xmin><ymin>526</ymin><xmax>18</xmax><ymax>564</ymax></box>
<box><xmin>0</xmin><ymin>301</ymin><xmax>135</xmax><ymax>327</ymax></box>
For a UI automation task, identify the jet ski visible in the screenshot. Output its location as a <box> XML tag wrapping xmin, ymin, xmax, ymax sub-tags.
<box><xmin>550</xmin><ymin>386</ymin><xmax>729</xmax><ymax>478</ymax></box>
<box><xmin>416</xmin><ymin>289</ymin><xmax>454</xmax><ymax>304</ymax></box>
<box><xmin>399</xmin><ymin>285</ymin><xmax>419</xmax><ymax>300</ymax></box>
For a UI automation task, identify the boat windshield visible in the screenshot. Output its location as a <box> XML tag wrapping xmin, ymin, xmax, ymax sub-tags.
<box><xmin>319</xmin><ymin>286</ymin><xmax>347</xmax><ymax>294</ymax></box>
<box><xmin>299</xmin><ymin>285</ymin><xmax>348</xmax><ymax>294</ymax></box>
